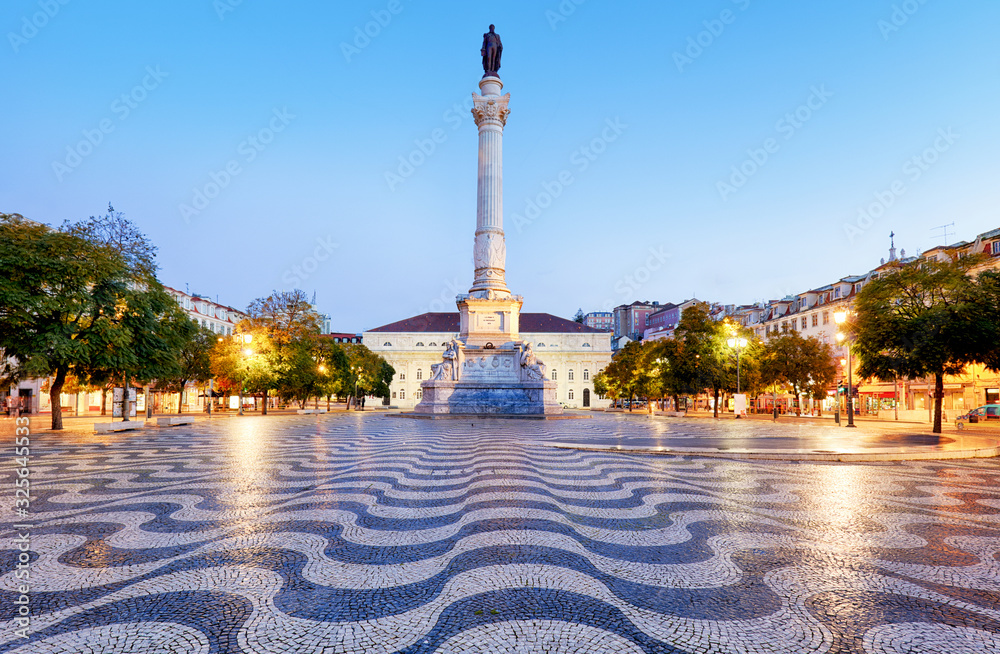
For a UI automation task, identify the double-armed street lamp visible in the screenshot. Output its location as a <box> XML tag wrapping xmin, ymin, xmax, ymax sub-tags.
<box><xmin>726</xmin><ymin>336</ymin><xmax>748</xmax><ymax>418</ymax></box>
<box><xmin>834</xmin><ymin>311</ymin><xmax>856</xmax><ymax>428</ymax></box>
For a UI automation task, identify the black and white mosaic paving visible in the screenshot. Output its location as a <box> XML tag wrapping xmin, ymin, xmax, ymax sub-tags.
<box><xmin>3</xmin><ymin>414</ymin><xmax>1000</xmax><ymax>653</ymax></box>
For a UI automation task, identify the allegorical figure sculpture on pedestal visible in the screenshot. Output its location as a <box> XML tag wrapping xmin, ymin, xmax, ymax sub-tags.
<box><xmin>481</xmin><ymin>24</ymin><xmax>502</xmax><ymax>77</ymax></box>
<box><xmin>414</xmin><ymin>25</ymin><xmax>561</xmax><ymax>416</ymax></box>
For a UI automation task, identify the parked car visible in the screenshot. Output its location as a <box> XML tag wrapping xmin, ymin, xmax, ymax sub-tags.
<box><xmin>957</xmin><ymin>404</ymin><xmax>1000</xmax><ymax>424</ymax></box>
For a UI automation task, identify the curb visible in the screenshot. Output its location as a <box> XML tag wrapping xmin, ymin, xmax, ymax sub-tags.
<box><xmin>545</xmin><ymin>441</ymin><xmax>1000</xmax><ymax>462</ymax></box>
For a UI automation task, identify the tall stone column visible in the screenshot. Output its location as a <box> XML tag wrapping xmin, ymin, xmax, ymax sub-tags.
<box><xmin>412</xmin><ymin>30</ymin><xmax>560</xmax><ymax>416</ymax></box>
<box><xmin>469</xmin><ymin>76</ymin><xmax>510</xmax><ymax>297</ymax></box>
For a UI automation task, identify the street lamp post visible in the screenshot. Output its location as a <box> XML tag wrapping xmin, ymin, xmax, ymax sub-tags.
<box><xmin>834</xmin><ymin>311</ymin><xmax>856</xmax><ymax>428</ymax></box>
<box><xmin>726</xmin><ymin>336</ymin><xmax>748</xmax><ymax>418</ymax></box>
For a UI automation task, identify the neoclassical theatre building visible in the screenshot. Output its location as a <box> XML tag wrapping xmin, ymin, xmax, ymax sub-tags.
<box><xmin>363</xmin><ymin>313</ymin><xmax>613</xmax><ymax>410</ymax></box>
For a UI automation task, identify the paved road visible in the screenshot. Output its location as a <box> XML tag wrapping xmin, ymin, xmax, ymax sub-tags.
<box><xmin>2</xmin><ymin>414</ymin><xmax>999</xmax><ymax>653</ymax></box>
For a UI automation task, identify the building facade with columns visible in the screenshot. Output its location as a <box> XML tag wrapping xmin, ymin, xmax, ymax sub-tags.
<box><xmin>364</xmin><ymin>313</ymin><xmax>613</xmax><ymax>410</ymax></box>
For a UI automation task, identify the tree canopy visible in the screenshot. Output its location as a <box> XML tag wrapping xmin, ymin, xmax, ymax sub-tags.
<box><xmin>0</xmin><ymin>210</ymin><xmax>197</xmax><ymax>428</ymax></box>
<box><xmin>852</xmin><ymin>257</ymin><xmax>990</xmax><ymax>432</ymax></box>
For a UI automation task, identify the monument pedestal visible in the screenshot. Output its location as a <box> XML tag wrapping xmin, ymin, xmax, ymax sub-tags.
<box><xmin>414</xmin><ymin>344</ymin><xmax>561</xmax><ymax>415</ymax></box>
<box><xmin>457</xmin><ymin>293</ymin><xmax>521</xmax><ymax>348</ymax></box>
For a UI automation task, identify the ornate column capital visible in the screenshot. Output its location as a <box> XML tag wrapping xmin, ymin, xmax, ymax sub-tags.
<box><xmin>472</xmin><ymin>93</ymin><xmax>511</xmax><ymax>128</ymax></box>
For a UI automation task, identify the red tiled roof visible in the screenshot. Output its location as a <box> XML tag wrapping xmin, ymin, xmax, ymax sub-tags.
<box><xmin>368</xmin><ymin>313</ymin><xmax>604</xmax><ymax>334</ymax></box>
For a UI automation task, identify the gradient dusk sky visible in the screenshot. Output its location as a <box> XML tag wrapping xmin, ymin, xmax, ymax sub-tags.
<box><xmin>3</xmin><ymin>1</ymin><xmax>998</xmax><ymax>330</ymax></box>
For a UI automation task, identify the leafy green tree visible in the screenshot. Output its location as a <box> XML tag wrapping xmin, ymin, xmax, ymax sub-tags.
<box><xmin>760</xmin><ymin>331</ymin><xmax>836</xmax><ymax>416</ymax></box>
<box><xmin>592</xmin><ymin>369</ymin><xmax>613</xmax><ymax>403</ymax></box>
<box><xmin>0</xmin><ymin>211</ymin><xmax>188</xmax><ymax>428</ymax></box>
<box><xmin>68</xmin><ymin>207</ymin><xmax>189</xmax><ymax>421</ymax></box>
<box><xmin>342</xmin><ymin>343</ymin><xmax>394</xmax><ymax>408</ymax></box>
<box><xmin>853</xmin><ymin>257</ymin><xmax>985</xmax><ymax>433</ymax></box>
<box><xmin>211</xmin><ymin>323</ymin><xmax>277</xmax><ymax>411</ymax></box>
<box><xmin>315</xmin><ymin>338</ymin><xmax>350</xmax><ymax>407</ymax></box>
<box><xmin>602</xmin><ymin>341</ymin><xmax>644</xmax><ymax>410</ymax></box>
<box><xmin>665</xmin><ymin>303</ymin><xmax>728</xmax><ymax>416</ymax></box>
<box><xmin>965</xmin><ymin>268</ymin><xmax>1000</xmax><ymax>372</ymax></box>
<box><xmin>161</xmin><ymin>325</ymin><xmax>215</xmax><ymax>414</ymax></box>
<box><xmin>278</xmin><ymin>338</ymin><xmax>328</xmax><ymax>408</ymax></box>
<box><xmin>237</xmin><ymin>290</ymin><xmax>324</xmax><ymax>413</ymax></box>
<box><xmin>653</xmin><ymin>337</ymin><xmax>692</xmax><ymax>411</ymax></box>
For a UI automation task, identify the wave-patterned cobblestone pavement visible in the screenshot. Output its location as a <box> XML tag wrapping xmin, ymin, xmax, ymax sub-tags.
<box><xmin>3</xmin><ymin>415</ymin><xmax>1000</xmax><ymax>653</ymax></box>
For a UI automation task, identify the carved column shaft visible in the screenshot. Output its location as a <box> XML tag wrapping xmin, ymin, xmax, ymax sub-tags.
<box><xmin>470</xmin><ymin>77</ymin><xmax>510</xmax><ymax>296</ymax></box>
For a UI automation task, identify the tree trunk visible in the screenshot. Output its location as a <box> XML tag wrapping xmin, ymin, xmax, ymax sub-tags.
<box><xmin>50</xmin><ymin>367</ymin><xmax>67</xmax><ymax>430</ymax></box>
<box><xmin>100</xmin><ymin>387</ymin><xmax>107</xmax><ymax>415</ymax></box>
<box><xmin>120</xmin><ymin>375</ymin><xmax>129</xmax><ymax>422</ymax></box>
<box><xmin>795</xmin><ymin>387</ymin><xmax>802</xmax><ymax>416</ymax></box>
<box><xmin>673</xmin><ymin>394</ymin><xmax>680</xmax><ymax>412</ymax></box>
<box><xmin>815</xmin><ymin>399</ymin><xmax>822</xmax><ymax>417</ymax></box>
<box><xmin>713</xmin><ymin>387</ymin><xmax>720</xmax><ymax>418</ymax></box>
<box><xmin>262</xmin><ymin>389</ymin><xmax>269</xmax><ymax>415</ymax></box>
<box><xmin>327</xmin><ymin>395</ymin><xmax>331</xmax><ymax>411</ymax></box>
<box><xmin>178</xmin><ymin>380</ymin><xmax>187</xmax><ymax>415</ymax></box>
<box><xmin>933</xmin><ymin>372</ymin><xmax>943</xmax><ymax>434</ymax></box>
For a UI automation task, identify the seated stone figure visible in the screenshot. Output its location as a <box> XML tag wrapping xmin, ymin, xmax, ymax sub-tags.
<box><xmin>519</xmin><ymin>343</ymin><xmax>546</xmax><ymax>381</ymax></box>
<box><xmin>430</xmin><ymin>340</ymin><xmax>461</xmax><ymax>381</ymax></box>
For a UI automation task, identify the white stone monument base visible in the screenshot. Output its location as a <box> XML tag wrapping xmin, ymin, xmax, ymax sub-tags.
<box><xmin>414</xmin><ymin>379</ymin><xmax>561</xmax><ymax>415</ymax></box>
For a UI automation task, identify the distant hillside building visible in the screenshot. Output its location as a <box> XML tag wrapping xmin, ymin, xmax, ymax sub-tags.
<box><xmin>612</xmin><ymin>301</ymin><xmax>661</xmax><ymax>346</ymax></box>
<box><xmin>582</xmin><ymin>311</ymin><xmax>613</xmax><ymax>331</ymax></box>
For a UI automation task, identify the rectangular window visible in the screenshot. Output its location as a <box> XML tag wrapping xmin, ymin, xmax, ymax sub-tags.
<box><xmin>823</xmin><ymin>311</ymin><xmax>829</xmax><ymax>325</ymax></box>
<box><xmin>811</xmin><ymin>314</ymin><xmax>818</xmax><ymax>327</ymax></box>
<box><xmin>399</xmin><ymin>389</ymin><xmax>405</xmax><ymax>400</ymax></box>
<box><xmin>834</xmin><ymin>288</ymin><xmax>841</xmax><ymax>298</ymax></box>
<box><xmin>993</xmin><ymin>241</ymin><xmax>1000</xmax><ymax>255</ymax></box>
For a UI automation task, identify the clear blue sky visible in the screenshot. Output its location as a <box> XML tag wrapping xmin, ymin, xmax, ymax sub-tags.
<box><xmin>3</xmin><ymin>1</ymin><xmax>998</xmax><ymax>330</ymax></box>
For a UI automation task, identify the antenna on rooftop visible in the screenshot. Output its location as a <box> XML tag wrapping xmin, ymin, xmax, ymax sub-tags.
<box><xmin>931</xmin><ymin>222</ymin><xmax>955</xmax><ymax>246</ymax></box>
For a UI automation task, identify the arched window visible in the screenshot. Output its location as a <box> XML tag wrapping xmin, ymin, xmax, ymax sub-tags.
<box><xmin>399</xmin><ymin>389</ymin><xmax>405</xmax><ymax>400</ymax></box>
<box><xmin>399</xmin><ymin>372</ymin><xmax>406</xmax><ymax>381</ymax></box>
<box><xmin>537</xmin><ymin>343</ymin><xmax>546</xmax><ymax>347</ymax></box>
<box><xmin>429</xmin><ymin>342</ymin><xmax>437</xmax><ymax>347</ymax></box>
<box><xmin>551</xmin><ymin>370</ymin><xmax>558</xmax><ymax>381</ymax></box>
<box><xmin>582</xmin><ymin>342</ymin><xmax>591</xmax><ymax>347</ymax></box>
<box><xmin>583</xmin><ymin>369</ymin><xmax>590</xmax><ymax>381</ymax></box>
<box><xmin>416</xmin><ymin>389</ymin><xmax>423</xmax><ymax>400</ymax></box>
<box><xmin>416</xmin><ymin>342</ymin><xmax>425</xmax><ymax>347</ymax></box>
<box><xmin>568</xmin><ymin>389</ymin><xmax>575</xmax><ymax>400</ymax></box>
<box><xmin>383</xmin><ymin>342</ymin><xmax>392</xmax><ymax>347</ymax></box>
<box><xmin>568</xmin><ymin>370</ymin><xmax>575</xmax><ymax>381</ymax></box>
<box><xmin>416</xmin><ymin>369</ymin><xmax>422</xmax><ymax>380</ymax></box>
